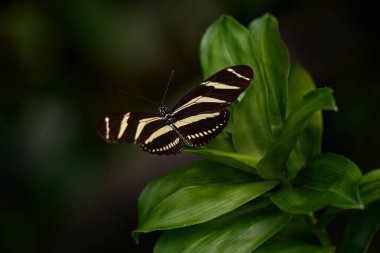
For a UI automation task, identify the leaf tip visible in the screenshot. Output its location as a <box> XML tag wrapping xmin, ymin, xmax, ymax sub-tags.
<box><xmin>262</xmin><ymin>12</ymin><xmax>278</xmax><ymax>22</ymax></box>
<box><xmin>131</xmin><ymin>231</ymin><xmax>141</xmax><ymax>244</ymax></box>
<box><xmin>216</xmin><ymin>14</ymin><xmax>237</xmax><ymax>26</ymax></box>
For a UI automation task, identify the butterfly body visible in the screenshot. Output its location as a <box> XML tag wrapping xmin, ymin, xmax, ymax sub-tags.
<box><xmin>158</xmin><ymin>106</ymin><xmax>175</xmax><ymax>124</ymax></box>
<box><xmin>98</xmin><ymin>65</ymin><xmax>253</xmax><ymax>155</ymax></box>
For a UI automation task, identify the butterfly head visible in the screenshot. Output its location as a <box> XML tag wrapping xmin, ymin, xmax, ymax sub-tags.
<box><xmin>158</xmin><ymin>105</ymin><xmax>169</xmax><ymax>116</ymax></box>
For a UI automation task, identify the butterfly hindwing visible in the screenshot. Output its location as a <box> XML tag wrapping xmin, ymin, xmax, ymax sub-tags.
<box><xmin>174</xmin><ymin>110</ymin><xmax>230</xmax><ymax>147</ymax></box>
<box><xmin>140</xmin><ymin>125</ymin><xmax>183</xmax><ymax>155</ymax></box>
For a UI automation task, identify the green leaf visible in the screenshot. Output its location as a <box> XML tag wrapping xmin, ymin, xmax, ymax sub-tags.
<box><xmin>136</xmin><ymin>181</ymin><xmax>278</xmax><ymax>234</ymax></box>
<box><xmin>185</xmin><ymin>147</ymin><xmax>258</xmax><ymax>174</ymax></box>
<box><xmin>137</xmin><ymin>160</ymin><xmax>257</xmax><ymax>226</ymax></box>
<box><xmin>342</xmin><ymin>200</ymin><xmax>380</xmax><ymax>253</ymax></box>
<box><xmin>200</xmin><ymin>15</ymin><xmax>255</xmax><ymax>77</ymax></box>
<box><xmin>248</xmin><ymin>13</ymin><xmax>290</xmax><ymax>131</ymax></box>
<box><xmin>257</xmin><ymin>88</ymin><xmax>337</xmax><ymax>179</ymax></box>
<box><xmin>319</xmin><ymin>168</ymin><xmax>380</xmax><ymax>228</ymax></box>
<box><xmin>232</xmin><ymin>14</ymin><xmax>291</xmax><ymax>159</ymax></box>
<box><xmin>271</xmin><ymin>153</ymin><xmax>363</xmax><ymax>214</ymax></box>
<box><xmin>287</xmin><ymin>62</ymin><xmax>318</xmax><ymax>115</ymax></box>
<box><xmin>360</xmin><ymin>169</ymin><xmax>380</xmax><ymax>205</ymax></box>
<box><xmin>270</xmin><ymin>188</ymin><xmax>342</xmax><ymax>214</ymax></box>
<box><xmin>154</xmin><ymin>203</ymin><xmax>292</xmax><ymax>253</ymax></box>
<box><xmin>255</xmin><ymin>241</ymin><xmax>335</xmax><ymax>253</ymax></box>
<box><xmin>133</xmin><ymin>160</ymin><xmax>277</xmax><ymax>240</ymax></box>
<box><xmin>297</xmin><ymin>153</ymin><xmax>362</xmax><ymax>203</ymax></box>
<box><xmin>287</xmin><ymin>62</ymin><xmax>323</xmax><ymax>177</ymax></box>
<box><xmin>185</xmin><ymin>132</ymin><xmax>257</xmax><ymax>174</ymax></box>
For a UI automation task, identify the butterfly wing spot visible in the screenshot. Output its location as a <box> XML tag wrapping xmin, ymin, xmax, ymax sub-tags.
<box><xmin>202</xmin><ymin>81</ymin><xmax>241</xmax><ymax>89</ymax></box>
<box><xmin>133</xmin><ymin>116</ymin><xmax>163</xmax><ymax>144</ymax></box>
<box><xmin>117</xmin><ymin>113</ymin><xmax>131</xmax><ymax>139</ymax></box>
<box><xmin>227</xmin><ymin>68</ymin><xmax>252</xmax><ymax>81</ymax></box>
<box><xmin>144</xmin><ymin>125</ymin><xmax>172</xmax><ymax>144</ymax></box>
<box><xmin>172</xmin><ymin>96</ymin><xmax>227</xmax><ymax>115</ymax></box>
<box><xmin>104</xmin><ymin>117</ymin><xmax>110</xmax><ymax>140</ymax></box>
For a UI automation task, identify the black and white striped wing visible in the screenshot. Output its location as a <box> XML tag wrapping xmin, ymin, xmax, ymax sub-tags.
<box><xmin>174</xmin><ymin>110</ymin><xmax>230</xmax><ymax>147</ymax></box>
<box><xmin>140</xmin><ymin>125</ymin><xmax>183</xmax><ymax>155</ymax></box>
<box><xmin>97</xmin><ymin>112</ymin><xmax>183</xmax><ymax>155</ymax></box>
<box><xmin>170</xmin><ymin>65</ymin><xmax>253</xmax><ymax>117</ymax></box>
<box><xmin>169</xmin><ymin>65</ymin><xmax>252</xmax><ymax>146</ymax></box>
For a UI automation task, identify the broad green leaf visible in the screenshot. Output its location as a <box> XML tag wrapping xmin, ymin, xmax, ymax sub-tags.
<box><xmin>317</xmin><ymin>170</ymin><xmax>380</xmax><ymax>229</ymax></box>
<box><xmin>185</xmin><ymin>147</ymin><xmax>258</xmax><ymax>174</ymax></box>
<box><xmin>342</xmin><ymin>200</ymin><xmax>380</xmax><ymax>253</ymax></box>
<box><xmin>287</xmin><ymin>62</ymin><xmax>318</xmax><ymax>115</ymax></box>
<box><xmin>133</xmin><ymin>160</ymin><xmax>278</xmax><ymax>239</ymax></box>
<box><xmin>271</xmin><ymin>153</ymin><xmax>363</xmax><ymax>213</ymax></box>
<box><xmin>136</xmin><ymin>181</ymin><xmax>278</xmax><ymax>234</ymax></box>
<box><xmin>200</xmin><ymin>15</ymin><xmax>255</xmax><ymax>77</ymax></box>
<box><xmin>257</xmin><ymin>88</ymin><xmax>337</xmax><ymax>179</ymax></box>
<box><xmin>287</xmin><ymin>62</ymin><xmax>323</xmax><ymax>177</ymax></box>
<box><xmin>154</xmin><ymin>204</ymin><xmax>291</xmax><ymax>253</ymax></box>
<box><xmin>360</xmin><ymin>169</ymin><xmax>380</xmax><ymax>205</ymax></box>
<box><xmin>271</xmin><ymin>188</ymin><xmax>345</xmax><ymax>214</ymax></box>
<box><xmin>320</xmin><ymin>168</ymin><xmax>380</xmax><ymax>228</ymax></box>
<box><xmin>231</xmin><ymin>80</ymin><xmax>272</xmax><ymax>160</ymax></box>
<box><xmin>248</xmin><ymin>13</ymin><xmax>290</xmax><ymax>131</ymax></box>
<box><xmin>232</xmin><ymin>14</ymin><xmax>291</xmax><ymax>159</ymax></box>
<box><xmin>255</xmin><ymin>241</ymin><xmax>335</xmax><ymax>253</ymax></box>
<box><xmin>297</xmin><ymin>153</ymin><xmax>362</xmax><ymax>204</ymax></box>
<box><xmin>137</xmin><ymin>160</ymin><xmax>257</xmax><ymax>226</ymax></box>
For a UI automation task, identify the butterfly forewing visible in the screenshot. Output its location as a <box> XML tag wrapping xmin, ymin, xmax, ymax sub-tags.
<box><xmin>97</xmin><ymin>112</ymin><xmax>163</xmax><ymax>144</ymax></box>
<box><xmin>170</xmin><ymin>65</ymin><xmax>253</xmax><ymax>116</ymax></box>
<box><xmin>98</xmin><ymin>112</ymin><xmax>183</xmax><ymax>155</ymax></box>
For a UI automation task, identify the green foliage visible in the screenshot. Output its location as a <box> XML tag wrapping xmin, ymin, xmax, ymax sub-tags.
<box><xmin>134</xmin><ymin>14</ymin><xmax>380</xmax><ymax>252</ymax></box>
<box><xmin>154</xmin><ymin>202</ymin><xmax>291</xmax><ymax>253</ymax></box>
<box><xmin>271</xmin><ymin>153</ymin><xmax>363</xmax><ymax>214</ymax></box>
<box><xmin>133</xmin><ymin>160</ymin><xmax>277</xmax><ymax>240</ymax></box>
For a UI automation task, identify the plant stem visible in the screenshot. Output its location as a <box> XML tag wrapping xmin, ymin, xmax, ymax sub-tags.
<box><xmin>317</xmin><ymin>226</ymin><xmax>333</xmax><ymax>247</ymax></box>
<box><xmin>306</xmin><ymin>213</ymin><xmax>332</xmax><ymax>247</ymax></box>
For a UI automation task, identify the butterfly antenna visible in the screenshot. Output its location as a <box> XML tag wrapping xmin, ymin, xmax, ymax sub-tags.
<box><xmin>161</xmin><ymin>70</ymin><xmax>174</xmax><ymax>106</ymax></box>
<box><xmin>117</xmin><ymin>89</ymin><xmax>160</xmax><ymax>106</ymax></box>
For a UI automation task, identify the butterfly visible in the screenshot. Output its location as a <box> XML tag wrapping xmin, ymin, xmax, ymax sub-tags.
<box><xmin>97</xmin><ymin>65</ymin><xmax>253</xmax><ymax>155</ymax></box>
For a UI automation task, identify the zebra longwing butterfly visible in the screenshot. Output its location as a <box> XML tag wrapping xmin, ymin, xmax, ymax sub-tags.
<box><xmin>97</xmin><ymin>65</ymin><xmax>253</xmax><ymax>155</ymax></box>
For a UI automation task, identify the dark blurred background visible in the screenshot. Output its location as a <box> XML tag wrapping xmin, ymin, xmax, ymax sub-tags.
<box><xmin>0</xmin><ymin>0</ymin><xmax>379</xmax><ymax>252</ymax></box>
